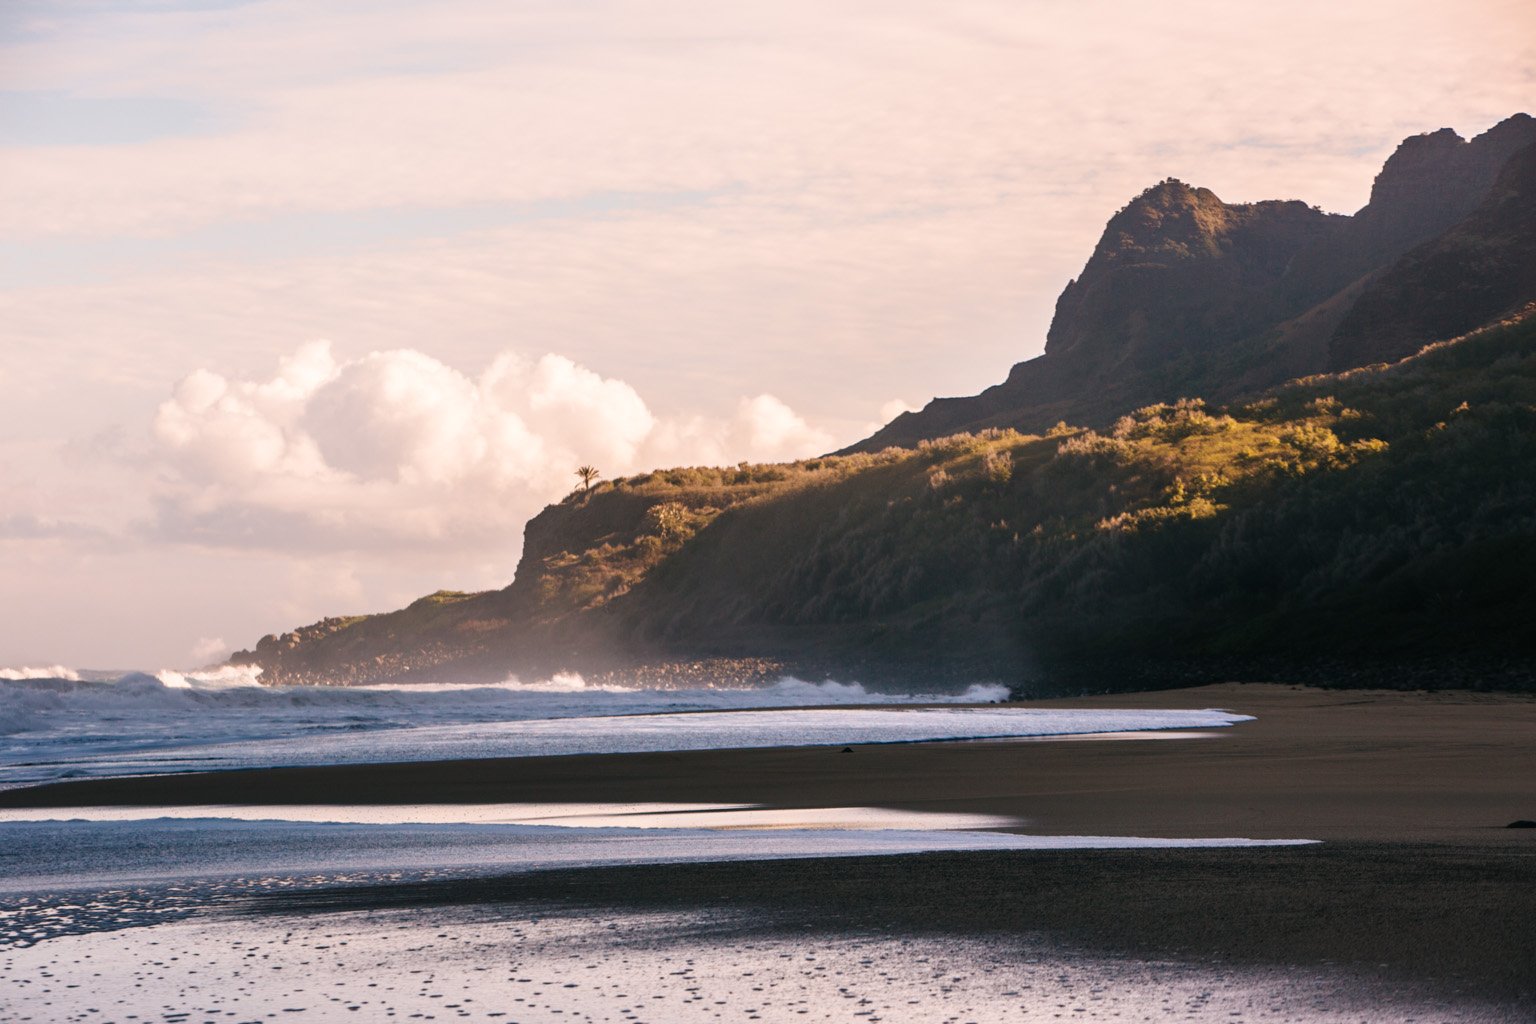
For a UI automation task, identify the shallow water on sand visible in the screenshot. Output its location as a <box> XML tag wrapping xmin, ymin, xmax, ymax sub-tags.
<box><xmin>0</xmin><ymin>817</ymin><xmax>1310</xmax><ymax>948</ymax></box>
<box><xmin>0</xmin><ymin>903</ymin><xmax>1511</xmax><ymax>1024</ymax></box>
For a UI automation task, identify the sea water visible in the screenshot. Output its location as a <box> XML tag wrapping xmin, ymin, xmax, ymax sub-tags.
<box><xmin>0</xmin><ymin>667</ymin><xmax>1250</xmax><ymax>788</ymax></box>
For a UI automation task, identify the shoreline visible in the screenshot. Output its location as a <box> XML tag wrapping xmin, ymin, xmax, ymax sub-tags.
<box><xmin>3</xmin><ymin>682</ymin><xmax>1534</xmax><ymax>1012</ymax></box>
<box><xmin>6</xmin><ymin>682</ymin><xmax>1534</xmax><ymax>845</ymax></box>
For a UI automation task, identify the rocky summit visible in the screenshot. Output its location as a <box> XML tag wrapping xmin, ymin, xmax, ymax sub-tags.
<box><xmin>850</xmin><ymin>114</ymin><xmax>1536</xmax><ymax>452</ymax></box>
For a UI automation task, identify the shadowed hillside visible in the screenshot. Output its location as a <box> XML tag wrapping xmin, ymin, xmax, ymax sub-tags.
<box><xmin>1330</xmin><ymin>138</ymin><xmax>1536</xmax><ymax>369</ymax></box>
<box><xmin>236</xmin><ymin>310</ymin><xmax>1536</xmax><ymax>691</ymax></box>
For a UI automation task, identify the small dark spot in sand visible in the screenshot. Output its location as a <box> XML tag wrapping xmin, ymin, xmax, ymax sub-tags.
<box><xmin>1505</xmin><ymin>819</ymin><xmax>1536</xmax><ymax>829</ymax></box>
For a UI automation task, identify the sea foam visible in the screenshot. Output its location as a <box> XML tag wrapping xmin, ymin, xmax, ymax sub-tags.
<box><xmin>0</xmin><ymin>667</ymin><xmax>1233</xmax><ymax>789</ymax></box>
<box><xmin>0</xmin><ymin>669</ymin><xmax>1004</xmax><ymax>740</ymax></box>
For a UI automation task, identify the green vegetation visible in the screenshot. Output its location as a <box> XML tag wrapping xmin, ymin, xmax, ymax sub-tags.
<box><xmin>527</xmin><ymin>453</ymin><xmax>909</xmax><ymax>618</ymax></box>
<box><xmin>527</xmin><ymin>311</ymin><xmax>1536</xmax><ymax>689</ymax></box>
<box><xmin>237</xmin><ymin>310</ymin><xmax>1536</xmax><ymax>691</ymax></box>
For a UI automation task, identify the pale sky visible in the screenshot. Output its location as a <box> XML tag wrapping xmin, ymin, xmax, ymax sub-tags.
<box><xmin>2</xmin><ymin>0</ymin><xmax>1532</xmax><ymax>669</ymax></box>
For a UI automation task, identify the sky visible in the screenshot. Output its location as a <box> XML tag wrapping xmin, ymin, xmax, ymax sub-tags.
<box><xmin>1</xmin><ymin>0</ymin><xmax>1532</xmax><ymax>670</ymax></box>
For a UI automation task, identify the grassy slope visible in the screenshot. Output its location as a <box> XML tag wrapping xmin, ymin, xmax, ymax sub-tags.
<box><xmin>241</xmin><ymin>310</ymin><xmax>1536</xmax><ymax>690</ymax></box>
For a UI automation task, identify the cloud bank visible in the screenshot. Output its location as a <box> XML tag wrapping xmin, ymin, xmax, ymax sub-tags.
<box><xmin>151</xmin><ymin>342</ymin><xmax>832</xmax><ymax>551</ymax></box>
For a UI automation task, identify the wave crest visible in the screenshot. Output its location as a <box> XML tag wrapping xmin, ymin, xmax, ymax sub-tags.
<box><xmin>153</xmin><ymin>664</ymin><xmax>266</xmax><ymax>690</ymax></box>
<box><xmin>0</xmin><ymin>668</ymin><xmax>1012</xmax><ymax>746</ymax></box>
<box><xmin>0</xmin><ymin>665</ymin><xmax>82</xmax><ymax>682</ymax></box>
<box><xmin>491</xmin><ymin>672</ymin><xmax>636</xmax><ymax>694</ymax></box>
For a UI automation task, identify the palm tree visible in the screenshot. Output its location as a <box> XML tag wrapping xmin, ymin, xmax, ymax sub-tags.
<box><xmin>575</xmin><ymin>465</ymin><xmax>600</xmax><ymax>492</ymax></box>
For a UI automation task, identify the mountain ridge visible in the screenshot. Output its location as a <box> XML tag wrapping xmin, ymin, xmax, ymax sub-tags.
<box><xmin>848</xmin><ymin>113</ymin><xmax>1536</xmax><ymax>452</ymax></box>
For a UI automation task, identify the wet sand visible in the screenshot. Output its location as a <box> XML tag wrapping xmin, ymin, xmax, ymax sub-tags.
<box><xmin>243</xmin><ymin>841</ymin><xmax>1536</xmax><ymax>1005</ymax></box>
<box><xmin>5</xmin><ymin>896</ymin><xmax>1523</xmax><ymax>1023</ymax></box>
<box><xmin>4</xmin><ymin>683</ymin><xmax>1535</xmax><ymax>1015</ymax></box>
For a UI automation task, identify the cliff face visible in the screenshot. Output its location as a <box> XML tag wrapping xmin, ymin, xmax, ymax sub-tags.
<box><xmin>1330</xmin><ymin>140</ymin><xmax>1536</xmax><ymax>369</ymax></box>
<box><xmin>850</xmin><ymin>114</ymin><xmax>1536</xmax><ymax>453</ymax></box>
<box><xmin>1352</xmin><ymin>116</ymin><xmax>1536</xmax><ymax>257</ymax></box>
<box><xmin>1044</xmin><ymin>182</ymin><xmax>1340</xmax><ymax>367</ymax></box>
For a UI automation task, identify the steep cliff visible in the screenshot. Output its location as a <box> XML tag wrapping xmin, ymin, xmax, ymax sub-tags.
<box><xmin>1330</xmin><ymin>140</ymin><xmax>1536</xmax><ymax>369</ymax></box>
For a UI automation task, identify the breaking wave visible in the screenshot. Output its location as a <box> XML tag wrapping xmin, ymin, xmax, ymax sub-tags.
<box><xmin>0</xmin><ymin>666</ymin><xmax>1255</xmax><ymax>793</ymax></box>
<box><xmin>0</xmin><ymin>665</ymin><xmax>81</xmax><ymax>682</ymax></box>
<box><xmin>0</xmin><ymin>666</ymin><xmax>1010</xmax><ymax>776</ymax></box>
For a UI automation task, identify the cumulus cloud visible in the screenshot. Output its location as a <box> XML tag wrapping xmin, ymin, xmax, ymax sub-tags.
<box><xmin>150</xmin><ymin>342</ymin><xmax>834</xmax><ymax>551</ymax></box>
<box><xmin>730</xmin><ymin>395</ymin><xmax>832</xmax><ymax>460</ymax></box>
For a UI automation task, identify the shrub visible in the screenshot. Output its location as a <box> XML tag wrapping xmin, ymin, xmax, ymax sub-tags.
<box><xmin>981</xmin><ymin>449</ymin><xmax>1014</xmax><ymax>485</ymax></box>
<box><xmin>642</xmin><ymin>501</ymin><xmax>692</xmax><ymax>539</ymax></box>
<box><xmin>1056</xmin><ymin>431</ymin><xmax>1133</xmax><ymax>464</ymax></box>
<box><xmin>1113</xmin><ymin>397</ymin><xmax>1235</xmax><ymax>441</ymax></box>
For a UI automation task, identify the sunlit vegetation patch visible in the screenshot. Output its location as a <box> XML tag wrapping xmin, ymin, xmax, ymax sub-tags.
<box><xmin>531</xmin><ymin>452</ymin><xmax>912</xmax><ymax>615</ymax></box>
<box><xmin>245</xmin><ymin>310</ymin><xmax>1536</xmax><ymax>689</ymax></box>
<box><xmin>532</xmin><ymin>312</ymin><xmax>1536</xmax><ymax>675</ymax></box>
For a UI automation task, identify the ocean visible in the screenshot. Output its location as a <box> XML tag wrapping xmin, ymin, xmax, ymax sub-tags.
<box><xmin>0</xmin><ymin>667</ymin><xmax>1246</xmax><ymax>789</ymax></box>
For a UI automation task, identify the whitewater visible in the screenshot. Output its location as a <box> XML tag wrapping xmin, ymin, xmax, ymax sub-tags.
<box><xmin>0</xmin><ymin>666</ymin><xmax>1250</xmax><ymax>789</ymax></box>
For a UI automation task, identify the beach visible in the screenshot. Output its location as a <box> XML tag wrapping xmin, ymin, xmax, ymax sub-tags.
<box><xmin>9</xmin><ymin>683</ymin><xmax>1534</xmax><ymax>844</ymax></box>
<box><xmin>3</xmin><ymin>682</ymin><xmax>1534</xmax><ymax>1021</ymax></box>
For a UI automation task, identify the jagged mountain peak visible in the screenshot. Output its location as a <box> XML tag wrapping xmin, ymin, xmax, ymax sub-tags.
<box><xmin>1330</xmin><ymin>136</ymin><xmax>1536</xmax><ymax>369</ymax></box>
<box><xmin>849</xmin><ymin>114</ymin><xmax>1536</xmax><ymax>454</ymax></box>
<box><xmin>1477</xmin><ymin>111</ymin><xmax>1536</xmax><ymax>146</ymax></box>
<box><xmin>1042</xmin><ymin>179</ymin><xmax>1334</xmax><ymax>360</ymax></box>
<box><xmin>1094</xmin><ymin>178</ymin><xmax>1236</xmax><ymax>262</ymax></box>
<box><xmin>1358</xmin><ymin>114</ymin><xmax>1535</xmax><ymax>230</ymax></box>
<box><xmin>1124</xmin><ymin>176</ymin><xmax>1216</xmax><ymax>207</ymax></box>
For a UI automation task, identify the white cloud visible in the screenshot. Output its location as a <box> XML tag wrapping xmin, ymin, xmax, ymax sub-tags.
<box><xmin>514</xmin><ymin>353</ymin><xmax>658</xmax><ymax>471</ymax></box>
<box><xmin>303</xmin><ymin>349</ymin><xmax>486</xmax><ymax>484</ymax></box>
<box><xmin>150</xmin><ymin>342</ymin><xmax>834</xmax><ymax>552</ymax></box>
<box><xmin>730</xmin><ymin>395</ymin><xmax>833</xmax><ymax>461</ymax></box>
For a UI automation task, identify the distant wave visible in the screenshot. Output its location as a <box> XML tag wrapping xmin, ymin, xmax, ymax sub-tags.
<box><xmin>0</xmin><ymin>665</ymin><xmax>81</xmax><ymax>681</ymax></box>
<box><xmin>152</xmin><ymin>664</ymin><xmax>266</xmax><ymax>689</ymax></box>
<box><xmin>0</xmin><ymin>667</ymin><xmax>1008</xmax><ymax>742</ymax></box>
<box><xmin>484</xmin><ymin>671</ymin><xmax>637</xmax><ymax>694</ymax></box>
<box><xmin>0</xmin><ymin>664</ymin><xmax>1249</xmax><ymax>791</ymax></box>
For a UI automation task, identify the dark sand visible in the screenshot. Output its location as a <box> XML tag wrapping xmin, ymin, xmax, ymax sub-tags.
<box><xmin>6</xmin><ymin>683</ymin><xmax>1535</xmax><ymax>1007</ymax></box>
<box><xmin>244</xmin><ymin>842</ymin><xmax>1536</xmax><ymax>1004</ymax></box>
